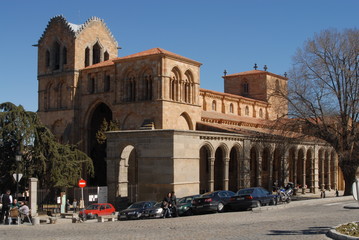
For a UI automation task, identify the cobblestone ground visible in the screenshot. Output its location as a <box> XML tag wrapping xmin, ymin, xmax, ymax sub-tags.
<box><xmin>0</xmin><ymin>196</ymin><xmax>356</xmax><ymax>240</ymax></box>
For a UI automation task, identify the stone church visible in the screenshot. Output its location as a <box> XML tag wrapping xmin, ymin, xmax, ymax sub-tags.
<box><xmin>36</xmin><ymin>16</ymin><xmax>343</xmax><ymax>204</ymax></box>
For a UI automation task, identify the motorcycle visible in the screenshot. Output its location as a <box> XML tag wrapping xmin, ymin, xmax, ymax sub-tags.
<box><xmin>276</xmin><ymin>182</ymin><xmax>294</xmax><ymax>203</ymax></box>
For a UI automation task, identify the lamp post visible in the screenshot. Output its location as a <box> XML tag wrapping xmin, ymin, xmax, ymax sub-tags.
<box><xmin>15</xmin><ymin>154</ymin><xmax>22</xmax><ymax>199</ymax></box>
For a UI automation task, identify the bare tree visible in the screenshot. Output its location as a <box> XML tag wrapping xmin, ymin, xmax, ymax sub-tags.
<box><xmin>285</xmin><ymin>29</ymin><xmax>359</xmax><ymax>195</ymax></box>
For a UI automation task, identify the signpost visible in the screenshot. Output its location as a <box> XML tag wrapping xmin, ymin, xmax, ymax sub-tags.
<box><xmin>78</xmin><ymin>179</ymin><xmax>86</xmax><ymax>213</ymax></box>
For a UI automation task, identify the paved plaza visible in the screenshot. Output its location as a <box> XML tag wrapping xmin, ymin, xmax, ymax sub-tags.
<box><xmin>0</xmin><ymin>194</ymin><xmax>357</xmax><ymax>240</ymax></box>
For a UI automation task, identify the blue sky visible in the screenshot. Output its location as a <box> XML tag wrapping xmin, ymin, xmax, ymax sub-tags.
<box><xmin>1</xmin><ymin>0</ymin><xmax>358</xmax><ymax>112</ymax></box>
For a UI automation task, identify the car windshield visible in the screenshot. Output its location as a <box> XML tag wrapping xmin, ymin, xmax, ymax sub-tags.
<box><xmin>202</xmin><ymin>192</ymin><xmax>215</xmax><ymax>198</ymax></box>
<box><xmin>237</xmin><ymin>189</ymin><xmax>254</xmax><ymax>195</ymax></box>
<box><xmin>128</xmin><ymin>203</ymin><xmax>145</xmax><ymax>209</ymax></box>
<box><xmin>86</xmin><ymin>204</ymin><xmax>99</xmax><ymax>210</ymax></box>
<box><xmin>178</xmin><ymin>197</ymin><xmax>194</xmax><ymax>204</ymax></box>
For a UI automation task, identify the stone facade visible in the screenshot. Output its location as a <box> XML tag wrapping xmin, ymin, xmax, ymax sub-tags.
<box><xmin>36</xmin><ymin>16</ymin><xmax>343</xmax><ymax>205</ymax></box>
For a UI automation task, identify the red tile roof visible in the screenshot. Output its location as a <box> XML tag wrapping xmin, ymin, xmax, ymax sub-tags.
<box><xmin>224</xmin><ymin>69</ymin><xmax>288</xmax><ymax>80</ymax></box>
<box><xmin>114</xmin><ymin>48</ymin><xmax>201</xmax><ymax>65</ymax></box>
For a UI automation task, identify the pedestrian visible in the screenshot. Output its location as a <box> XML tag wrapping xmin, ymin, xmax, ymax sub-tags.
<box><xmin>0</xmin><ymin>190</ymin><xmax>13</xmax><ymax>224</ymax></box>
<box><xmin>73</xmin><ymin>199</ymin><xmax>78</xmax><ymax>213</ymax></box>
<box><xmin>18</xmin><ymin>201</ymin><xmax>30</xmax><ymax>223</ymax></box>
<box><xmin>66</xmin><ymin>199</ymin><xmax>71</xmax><ymax>213</ymax></box>
<box><xmin>162</xmin><ymin>192</ymin><xmax>172</xmax><ymax>218</ymax></box>
<box><xmin>170</xmin><ymin>191</ymin><xmax>178</xmax><ymax>217</ymax></box>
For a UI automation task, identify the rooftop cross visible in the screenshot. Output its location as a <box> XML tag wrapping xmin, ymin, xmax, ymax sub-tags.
<box><xmin>253</xmin><ymin>63</ymin><xmax>258</xmax><ymax>70</ymax></box>
<box><xmin>264</xmin><ymin>65</ymin><xmax>268</xmax><ymax>71</ymax></box>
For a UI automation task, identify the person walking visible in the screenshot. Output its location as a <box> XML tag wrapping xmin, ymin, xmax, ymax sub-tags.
<box><xmin>0</xmin><ymin>190</ymin><xmax>13</xmax><ymax>224</ymax></box>
<box><xmin>162</xmin><ymin>192</ymin><xmax>172</xmax><ymax>218</ymax></box>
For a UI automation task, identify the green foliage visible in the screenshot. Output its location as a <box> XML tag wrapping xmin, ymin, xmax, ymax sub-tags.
<box><xmin>96</xmin><ymin>119</ymin><xmax>120</xmax><ymax>144</ymax></box>
<box><xmin>0</xmin><ymin>102</ymin><xmax>94</xmax><ymax>190</ymax></box>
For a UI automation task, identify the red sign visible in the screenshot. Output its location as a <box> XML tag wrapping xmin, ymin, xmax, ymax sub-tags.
<box><xmin>78</xmin><ymin>179</ymin><xmax>86</xmax><ymax>188</ymax></box>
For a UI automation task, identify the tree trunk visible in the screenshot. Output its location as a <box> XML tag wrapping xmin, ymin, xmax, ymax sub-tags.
<box><xmin>341</xmin><ymin>162</ymin><xmax>358</xmax><ymax>196</ymax></box>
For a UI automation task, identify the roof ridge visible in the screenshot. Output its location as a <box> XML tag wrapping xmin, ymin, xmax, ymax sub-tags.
<box><xmin>39</xmin><ymin>16</ymin><xmax>118</xmax><ymax>48</ymax></box>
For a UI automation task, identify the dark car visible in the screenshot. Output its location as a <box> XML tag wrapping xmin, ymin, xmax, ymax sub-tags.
<box><xmin>227</xmin><ymin>187</ymin><xmax>278</xmax><ymax>211</ymax></box>
<box><xmin>177</xmin><ymin>194</ymin><xmax>201</xmax><ymax>216</ymax></box>
<box><xmin>192</xmin><ymin>190</ymin><xmax>235</xmax><ymax>214</ymax></box>
<box><xmin>143</xmin><ymin>202</ymin><xmax>164</xmax><ymax>218</ymax></box>
<box><xmin>118</xmin><ymin>201</ymin><xmax>156</xmax><ymax>220</ymax></box>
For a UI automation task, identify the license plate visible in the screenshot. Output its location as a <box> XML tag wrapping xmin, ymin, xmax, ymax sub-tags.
<box><xmin>197</xmin><ymin>205</ymin><xmax>203</xmax><ymax>208</ymax></box>
<box><xmin>237</xmin><ymin>197</ymin><xmax>244</xmax><ymax>200</ymax></box>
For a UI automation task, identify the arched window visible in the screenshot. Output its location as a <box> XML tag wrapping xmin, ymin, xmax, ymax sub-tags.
<box><xmin>45</xmin><ymin>50</ymin><xmax>50</xmax><ymax>68</ymax></box>
<box><xmin>243</xmin><ymin>81</ymin><xmax>249</xmax><ymax>95</ymax></box>
<box><xmin>184</xmin><ymin>70</ymin><xmax>194</xmax><ymax>103</ymax></box>
<box><xmin>245</xmin><ymin>106</ymin><xmax>249</xmax><ymax>116</ymax></box>
<box><xmin>259</xmin><ymin>108</ymin><xmax>263</xmax><ymax>118</ymax></box>
<box><xmin>93</xmin><ymin>42</ymin><xmax>101</xmax><ymax>64</ymax></box>
<box><xmin>144</xmin><ymin>74</ymin><xmax>152</xmax><ymax>100</ymax></box>
<box><xmin>53</xmin><ymin>41</ymin><xmax>60</xmax><ymax>70</ymax></box>
<box><xmin>212</xmin><ymin>100</ymin><xmax>217</xmax><ymax>111</ymax></box>
<box><xmin>170</xmin><ymin>67</ymin><xmax>181</xmax><ymax>101</ymax></box>
<box><xmin>88</xmin><ymin>75</ymin><xmax>95</xmax><ymax>94</ymax></box>
<box><xmin>104</xmin><ymin>75</ymin><xmax>111</xmax><ymax>92</ymax></box>
<box><xmin>104</xmin><ymin>51</ymin><xmax>109</xmax><ymax>61</ymax></box>
<box><xmin>229</xmin><ymin>103</ymin><xmax>234</xmax><ymax>113</ymax></box>
<box><xmin>84</xmin><ymin>47</ymin><xmax>90</xmax><ymax>67</ymax></box>
<box><xmin>62</xmin><ymin>46</ymin><xmax>67</xmax><ymax>65</ymax></box>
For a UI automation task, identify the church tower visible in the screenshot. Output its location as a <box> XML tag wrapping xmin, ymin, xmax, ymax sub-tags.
<box><xmin>36</xmin><ymin>16</ymin><xmax>118</xmax><ymax>143</ymax></box>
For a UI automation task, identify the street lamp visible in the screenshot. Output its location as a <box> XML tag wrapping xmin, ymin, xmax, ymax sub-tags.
<box><xmin>15</xmin><ymin>154</ymin><xmax>22</xmax><ymax>199</ymax></box>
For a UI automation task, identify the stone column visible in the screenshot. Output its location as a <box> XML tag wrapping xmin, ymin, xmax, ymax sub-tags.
<box><xmin>268</xmin><ymin>150</ymin><xmax>273</xmax><ymax>191</ymax></box>
<box><xmin>302</xmin><ymin>158</ymin><xmax>306</xmax><ymax>194</ymax></box>
<box><xmin>310</xmin><ymin>156</ymin><xmax>314</xmax><ymax>193</ymax></box>
<box><xmin>320</xmin><ymin>155</ymin><xmax>325</xmax><ymax>190</ymax></box>
<box><xmin>29</xmin><ymin>178</ymin><xmax>38</xmax><ymax>217</ymax></box>
<box><xmin>327</xmin><ymin>153</ymin><xmax>332</xmax><ymax>190</ymax></box>
<box><xmin>313</xmin><ymin>149</ymin><xmax>319</xmax><ymax>194</ymax></box>
<box><xmin>257</xmin><ymin>155</ymin><xmax>262</xmax><ymax>187</ymax></box>
<box><xmin>242</xmin><ymin>140</ymin><xmax>251</xmax><ymax>188</ymax></box>
<box><xmin>106</xmin><ymin>157</ymin><xmax>120</xmax><ymax>204</ymax></box>
<box><xmin>224</xmin><ymin>157</ymin><xmax>230</xmax><ymax>190</ymax></box>
<box><xmin>293</xmin><ymin>150</ymin><xmax>298</xmax><ymax>187</ymax></box>
<box><xmin>209</xmin><ymin>157</ymin><xmax>215</xmax><ymax>192</ymax></box>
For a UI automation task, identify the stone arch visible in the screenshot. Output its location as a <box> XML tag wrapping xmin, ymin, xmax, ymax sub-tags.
<box><xmin>120</xmin><ymin>145</ymin><xmax>138</xmax><ymax>202</ymax></box>
<box><xmin>250</xmin><ymin>146</ymin><xmax>259</xmax><ymax>187</ymax></box>
<box><xmin>178</xmin><ymin>112</ymin><xmax>193</xmax><ymax>130</ymax></box>
<box><xmin>86</xmin><ymin>102</ymin><xmax>113</xmax><ymax>186</ymax></box>
<box><xmin>199</xmin><ymin>142</ymin><xmax>214</xmax><ymax>193</ymax></box>
<box><xmin>214</xmin><ymin>144</ymin><xmax>228</xmax><ymax>190</ymax></box>
<box><xmin>92</xmin><ymin>41</ymin><xmax>102</xmax><ymax>64</ymax></box>
<box><xmin>58</xmin><ymin>81</ymin><xmax>67</xmax><ymax>109</ymax></box>
<box><xmin>288</xmin><ymin>147</ymin><xmax>297</xmax><ymax>185</ymax></box>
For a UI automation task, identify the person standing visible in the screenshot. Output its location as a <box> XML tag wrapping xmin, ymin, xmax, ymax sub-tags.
<box><xmin>72</xmin><ymin>199</ymin><xmax>78</xmax><ymax>213</ymax></box>
<box><xmin>0</xmin><ymin>190</ymin><xmax>13</xmax><ymax>224</ymax></box>
<box><xmin>66</xmin><ymin>199</ymin><xmax>71</xmax><ymax>213</ymax></box>
<box><xmin>162</xmin><ymin>192</ymin><xmax>172</xmax><ymax>218</ymax></box>
<box><xmin>170</xmin><ymin>191</ymin><xmax>178</xmax><ymax>217</ymax></box>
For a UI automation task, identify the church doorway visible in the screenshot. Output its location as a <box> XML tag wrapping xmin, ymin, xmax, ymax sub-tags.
<box><xmin>88</xmin><ymin>103</ymin><xmax>112</xmax><ymax>186</ymax></box>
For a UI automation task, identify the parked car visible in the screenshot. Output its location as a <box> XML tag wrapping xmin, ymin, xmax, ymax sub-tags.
<box><xmin>118</xmin><ymin>201</ymin><xmax>156</xmax><ymax>220</ymax></box>
<box><xmin>143</xmin><ymin>202</ymin><xmax>164</xmax><ymax>218</ymax></box>
<box><xmin>79</xmin><ymin>203</ymin><xmax>116</xmax><ymax>219</ymax></box>
<box><xmin>192</xmin><ymin>190</ymin><xmax>235</xmax><ymax>214</ymax></box>
<box><xmin>177</xmin><ymin>194</ymin><xmax>201</xmax><ymax>216</ymax></box>
<box><xmin>227</xmin><ymin>187</ymin><xmax>278</xmax><ymax>211</ymax></box>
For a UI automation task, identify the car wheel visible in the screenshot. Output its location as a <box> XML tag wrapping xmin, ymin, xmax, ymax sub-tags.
<box><xmin>217</xmin><ymin>202</ymin><xmax>224</xmax><ymax>213</ymax></box>
<box><xmin>187</xmin><ymin>209</ymin><xmax>193</xmax><ymax>216</ymax></box>
<box><xmin>254</xmin><ymin>201</ymin><xmax>261</xmax><ymax>208</ymax></box>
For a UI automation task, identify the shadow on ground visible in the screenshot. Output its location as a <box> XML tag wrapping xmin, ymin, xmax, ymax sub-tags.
<box><xmin>268</xmin><ymin>226</ymin><xmax>330</xmax><ymax>236</ymax></box>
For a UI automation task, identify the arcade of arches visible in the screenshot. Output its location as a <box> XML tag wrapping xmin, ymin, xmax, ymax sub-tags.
<box><xmin>106</xmin><ymin>130</ymin><xmax>342</xmax><ymax>204</ymax></box>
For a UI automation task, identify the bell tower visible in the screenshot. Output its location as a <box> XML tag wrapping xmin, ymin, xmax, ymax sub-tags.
<box><xmin>36</xmin><ymin>16</ymin><xmax>118</xmax><ymax>143</ymax></box>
